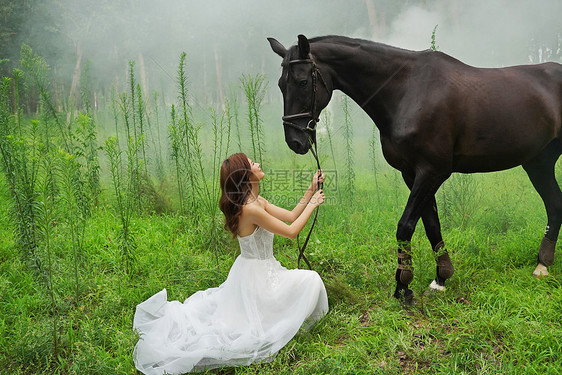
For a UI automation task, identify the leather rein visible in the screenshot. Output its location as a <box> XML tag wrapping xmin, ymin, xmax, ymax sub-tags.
<box><xmin>282</xmin><ymin>57</ymin><xmax>328</xmax><ymax>269</ymax></box>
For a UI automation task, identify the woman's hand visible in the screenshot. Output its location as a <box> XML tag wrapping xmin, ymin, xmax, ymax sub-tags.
<box><xmin>310</xmin><ymin>189</ymin><xmax>325</xmax><ymax>207</ymax></box>
<box><xmin>311</xmin><ymin>169</ymin><xmax>325</xmax><ymax>191</ymax></box>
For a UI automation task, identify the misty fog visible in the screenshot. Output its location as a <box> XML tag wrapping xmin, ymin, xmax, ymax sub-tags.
<box><xmin>2</xmin><ymin>0</ymin><xmax>559</xmax><ymax>175</ymax></box>
<box><xmin>3</xmin><ymin>0</ymin><xmax>560</xmax><ymax>111</ymax></box>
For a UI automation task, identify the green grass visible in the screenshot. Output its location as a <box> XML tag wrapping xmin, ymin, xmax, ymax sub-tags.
<box><xmin>1</xmin><ymin>163</ymin><xmax>562</xmax><ymax>374</ymax></box>
<box><xmin>3</xmin><ymin>33</ymin><xmax>561</xmax><ymax>375</ymax></box>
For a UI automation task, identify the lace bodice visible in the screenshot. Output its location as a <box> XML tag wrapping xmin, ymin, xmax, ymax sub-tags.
<box><xmin>237</xmin><ymin>226</ymin><xmax>274</xmax><ymax>260</ymax></box>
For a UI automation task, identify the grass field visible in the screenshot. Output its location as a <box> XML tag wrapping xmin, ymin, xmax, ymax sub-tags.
<box><xmin>1</xmin><ymin>46</ymin><xmax>561</xmax><ymax>374</ymax></box>
<box><xmin>2</xmin><ymin>161</ymin><xmax>562</xmax><ymax>374</ymax></box>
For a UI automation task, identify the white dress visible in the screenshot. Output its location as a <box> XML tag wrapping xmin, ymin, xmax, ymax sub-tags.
<box><xmin>133</xmin><ymin>226</ymin><xmax>329</xmax><ymax>374</ymax></box>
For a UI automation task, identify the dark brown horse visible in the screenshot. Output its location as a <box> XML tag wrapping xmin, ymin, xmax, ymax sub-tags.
<box><xmin>268</xmin><ymin>34</ymin><xmax>562</xmax><ymax>301</ymax></box>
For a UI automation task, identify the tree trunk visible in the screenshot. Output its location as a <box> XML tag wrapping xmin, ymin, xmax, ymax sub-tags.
<box><xmin>138</xmin><ymin>52</ymin><xmax>149</xmax><ymax>96</ymax></box>
<box><xmin>365</xmin><ymin>0</ymin><xmax>378</xmax><ymax>40</ymax></box>
<box><xmin>69</xmin><ymin>40</ymin><xmax>83</xmax><ymax>109</ymax></box>
<box><xmin>203</xmin><ymin>54</ymin><xmax>208</xmax><ymax>105</ymax></box>
<box><xmin>214</xmin><ymin>44</ymin><xmax>224</xmax><ymax>110</ymax></box>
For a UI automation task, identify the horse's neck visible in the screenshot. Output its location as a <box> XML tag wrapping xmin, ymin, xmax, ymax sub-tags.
<box><xmin>317</xmin><ymin>41</ymin><xmax>417</xmax><ymax>134</ymax></box>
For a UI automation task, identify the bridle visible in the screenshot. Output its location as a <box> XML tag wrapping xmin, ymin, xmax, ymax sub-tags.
<box><xmin>282</xmin><ymin>56</ymin><xmax>329</xmax><ymax>138</ymax></box>
<box><xmin>282</xmin><ymin>56</ymin><xmax>329</xmax><ymax>269</ymax></box>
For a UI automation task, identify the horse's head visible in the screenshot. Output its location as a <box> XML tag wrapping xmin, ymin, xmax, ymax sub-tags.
<box><xmin>268</xmin><ymin>35</ymin><xmax>332</xmax><ymax>155</ymax></box>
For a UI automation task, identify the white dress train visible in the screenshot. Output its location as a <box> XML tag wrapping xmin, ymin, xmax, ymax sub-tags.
<box><xmin>133</xmin><ymin>226</ymin><xmax>329</xmax><ymax>374</ymax></box>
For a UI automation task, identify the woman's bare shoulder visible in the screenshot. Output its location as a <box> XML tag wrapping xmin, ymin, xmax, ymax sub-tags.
<box><xmin>242</xmin><ymin>196</ymin><xmax>266</xmax><ymax>212</ymax></box>
<box><xmin>238</xmin><ymin>198</ymin><xmax>265</xmax><ymax>234</ymax></box>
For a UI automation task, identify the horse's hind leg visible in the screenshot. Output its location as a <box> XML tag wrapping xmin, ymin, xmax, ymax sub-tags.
<box><xmin>522</xmin><ymin>141</ymin><xmax>562</xmax><ymax>277</ymax></box>
<box><xmin>421</xmin><ymin>196</ymin><xmax>454</xmax><ymax>291</ymax></box>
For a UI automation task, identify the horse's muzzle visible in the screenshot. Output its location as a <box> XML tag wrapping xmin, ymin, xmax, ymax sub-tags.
<box><xmin>282</xmin><ymin>116</ymin><xmax>317</xmax><ymax>155</ymax></box>
<box><xmin>286</xmin><ymin>137</ymin><xmax>310</xmax><ymax>155</ymax></box>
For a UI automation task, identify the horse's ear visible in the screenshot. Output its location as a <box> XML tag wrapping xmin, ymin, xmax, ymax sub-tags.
<box><xmin>297</xmin><ymin>34</ymin><xmax>310</xmax><ymax>59</ymax></box>
<box><xmin>268</xmin><ymin>37</ymin><xmax>287</xmax><ymax>58</ymax></box>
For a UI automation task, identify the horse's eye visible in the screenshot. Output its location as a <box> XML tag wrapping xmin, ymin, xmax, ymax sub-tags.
<box><xmin>298</xmin><ymin>80</ymin><xmax>308</xmax><ymax>87</ymax></box>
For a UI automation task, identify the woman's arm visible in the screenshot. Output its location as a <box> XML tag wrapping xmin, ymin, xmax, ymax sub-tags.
<box><xmin>264</xmin><ymin>170</ymin><xmax>324</xmax><ymax>222</ymax></box>
<box><xmin>244</xmin><ymin>189</ymin><xmax>325</xmax><ymax>239</ymax></box>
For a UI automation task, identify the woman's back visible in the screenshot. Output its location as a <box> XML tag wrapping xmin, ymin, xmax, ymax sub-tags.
<box><xmin>238</xmin><ymin>226</ymin><xmax>274</xmax><ymax>260</ymax></box>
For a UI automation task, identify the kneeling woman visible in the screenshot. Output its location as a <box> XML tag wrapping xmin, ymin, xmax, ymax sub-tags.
<box><xmin>133</xmin><ymin>153</ymin><xmax>328</xmax><ymax>374</ymax></box>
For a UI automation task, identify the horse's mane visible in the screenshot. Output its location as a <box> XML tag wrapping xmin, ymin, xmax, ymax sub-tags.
<box><xmin>309</xmin><ymin>35</ymin><xmax>418</xmax><ymax>54</ymax></box>
<box><xmin>282</xmin><ymin>35</ymin><xmax>422</xmax><ymax>67</ymax></box>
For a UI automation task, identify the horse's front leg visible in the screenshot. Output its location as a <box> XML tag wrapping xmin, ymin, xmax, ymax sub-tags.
<box><xmin>421</xmin><ymin>196</ymin><xmax>454</xmax><ymax>291</ymax></box>
<box><xmin>394</xmin><ymin>172</ymin><xmax>446</xmax><ymax>302</ymax></box>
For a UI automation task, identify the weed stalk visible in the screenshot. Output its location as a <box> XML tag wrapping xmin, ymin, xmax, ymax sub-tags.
<box><xmin>342</xmin><ymin>96</ymin><xmax>355</xmax><ymax>200</ymax></box>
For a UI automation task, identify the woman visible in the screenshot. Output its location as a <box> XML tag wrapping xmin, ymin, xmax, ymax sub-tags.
<box><xmin>133</xmin><ymin>153</ymin><xmax>328</xmax><ymax>374</ymax></box>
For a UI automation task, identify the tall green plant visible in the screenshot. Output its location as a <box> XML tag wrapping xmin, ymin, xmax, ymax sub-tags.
<box><xmin>105</xmin><ymin>136</ymin><xmax>138</xmax><ymax>275</ymax></box>
<box><xmin>0</xmin><ymin>74</ymin><xmax>41</xmax><ymax>271</ymax></box>
<box><xmin>369</xmin><ymin>123</ymin><xmax>381</xmax><ymax>204</ymax></box>
<box><xmin>151</xmin><ymin>90</ymin><xmax>166</xmax><ymax>181</ymax></box>
<box><xmin>73</xmin><ymin>113</ymin><xmax>100</xmax><ymax>208</ymax></box>
<box><xmin>75</xmin><ymin>62</ymin><xmax>101</xmax><ymax>208</ymax></box>
<box><xmin>128</xmin><ymin>61</ymin><xmax>139</xmax><ymax>144</ymax></box>
<box><xmin>240</xmin><ymin>73</ymin><xmax>268</xmax><ymax>165</ymax></box>
<box><xmin>431</xmin><ymin>24</ymin><xmax>440</xmax><ymax>52</ymax></box>
<box><xmin>122</xmin><ymin>61</ymin><xmax>164</xmax><ymax>214</ymax></box>
<box><xmin>342</xmin><ymin>96</ymin><xmax>355</xmax><ymax>200</ymax></box>
<box><xmin>177</xmin><ymin>52</ymin><xmax>196</xmax><ymax>211</ymax></box>
<box><xmin>186</xmin><ymin>119</ymin><xmax>210</xmax><ymax>215</ymax></box>
<box><xmin>170</xmin><ymin>52</ymin><xmax>210</xmax><ymax>217</ymax></box>
<box><xmin>225</xmin><ymin>88</ymin><xmax>242</xmax><ymax>152</ymax></box>
<box><xmin>20</xmin><ymin>44</ymin><xmax>70</xmax><ymax>152</ymax></box>
<box><xmin>210</xmin><ymin>107</ymin><xmax>227</xmax><ymax>205</ymax></box>
<box><xmin>208</xmin><ymin>106</ymin><xmax>232</xmax><ymax>253</ymax></box>
<box><xmin>117</xmin><ymin>91</ymin><xmax>142</xmax><ymax>210</ymax></box>
<box><xmin>223</xmin><ymin>96</ymin><xmax>235</xmax><ymax>156</ymax></box>
<box><xmin>136</xmin><ymin>83</ymin><xmax>149</xmax><ymax>178</ymax></box>
<box><xmin>441</xmin><ymin>173</ymin><xmax>478</xmax><ymax>229</ymax></box>
<box><xmin>111</xmin><ymin>84</ymin><xmax>121</xmax><ymax>145</ymax></box>
<box><xmin>36</xmin><ymin>150</ymin><xmax>59</xmax><ymax>355</ymax></box>
<box><xmin>168</xmin><ymin>104</ymin><xmax>185</xmax><ymax>214</ymax></box>
<box><xmin>321</xmin><ymin>110</ymin><xmax>341</xmax><ymax>202</ymax></box>
<box><xmin>58</xmin><ymin>148</ymin><xmax>89</xmax><ymax>303</ymax></box>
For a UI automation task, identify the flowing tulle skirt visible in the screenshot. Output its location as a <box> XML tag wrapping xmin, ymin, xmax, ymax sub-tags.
<box><xmin>133</xmin><ymin>255</ymin><xmax>328</xmax><ymax>374</ymax></box>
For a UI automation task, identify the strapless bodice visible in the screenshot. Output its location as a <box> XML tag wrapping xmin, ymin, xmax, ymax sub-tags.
<box><xmin>237</xmin><ymin>226</ymin><xmax>274</xmax><ymax>260</ymax></box>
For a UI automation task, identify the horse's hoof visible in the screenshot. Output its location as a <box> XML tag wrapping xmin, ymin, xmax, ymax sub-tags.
<box><xmin>403</xmin><ymin>289</ymin><xmax>414</xmax><ymax>305</ymax></box>
<box><xmin>538</xmin><ymin>237</ymin><xmax>556</xmax><ymax>267</ymax></box>
<box><xmin>533</xmin><ymin>263</ymin><xmax>549</xmax><ymax>278</ymax></box>
<box><xmin>393</xmin><ymin>286</ymin><xmax>414</xmax><ymax>305</ymax></box>
<box><xmin>429</xmin><ymin>279</ymin><xmax>446</xmax><ymax>291</ymax></box>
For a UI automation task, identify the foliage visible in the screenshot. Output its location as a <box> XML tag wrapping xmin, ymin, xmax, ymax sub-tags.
<box><xmin>0</xmin><ymin>75</ymin><xmax>41</xmax><ymax>270</ymax></box>
<box><xmin>369</xmin><ymin>122</ymin><xmax>381</xmax><ymax>204</ymax></box>
<box><xmin>2</xmin><ymin>166</ymin><xmax>561</xmax><ymax>374</ymax></box>
<box><xmin>73</xmin><ymin>113</ymin><xmax>101</xmax><ymax>208</ymax></box>
<box><xmin>1</xmin><ymin>38</ymin><xmax>562</xmax><ymax>375</ymax></box>
<box><xmin>430</xmin><ymin>24</ymin><xmax>439</xmax><ymax>52</ymax></box>
<box><xmin>240</xmin><ymin>73</ymin><xmax>268</xmax><ymax>165</ymax></box>
<box><xmin>104</xmin><ymin>135</ymin><xmax>139</xmax><ymax>275</ymax></box>
<box><xmin>169</xmin><ymin>52</ymin><xmax>211</xmax><ymax>218</ymax></box>
<box><xmin>341</xmin><ymin>95</ymin><xmax>355</xmax><ymax>201</ymax></box>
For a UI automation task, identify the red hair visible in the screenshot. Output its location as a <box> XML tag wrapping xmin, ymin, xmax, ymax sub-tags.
<box><xmin>219</xmin><ymin>153</ymin><xmax>252</xmax><ymax>236</ymax></box>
